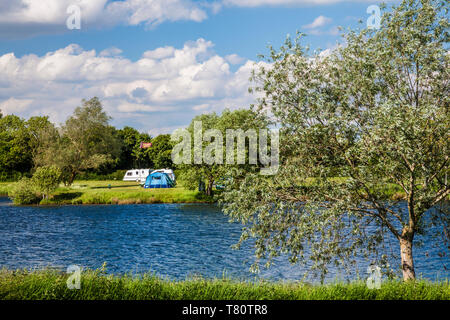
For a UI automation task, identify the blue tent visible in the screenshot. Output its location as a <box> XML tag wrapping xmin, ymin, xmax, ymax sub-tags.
<box><xmin>143</xmin><ymin>172</ymin><xmax>175</xmax><ymax>189</ymax></box>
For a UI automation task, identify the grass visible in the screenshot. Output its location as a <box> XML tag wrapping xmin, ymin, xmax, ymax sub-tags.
<box><xmin>0</xmin><ymin>180</ymin><xmax>213</xmax><ymax>205</ymax></box>
<box><xmin>0</xmin><ymin>268</ymin><xmax>448</xmax><ymax>300</ymax></box>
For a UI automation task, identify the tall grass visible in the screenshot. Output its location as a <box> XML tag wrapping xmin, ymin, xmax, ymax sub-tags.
<box><xmin>0</xmin><ymin>268</ymin><xmax>448</xmax><ymax>300</ymax></box>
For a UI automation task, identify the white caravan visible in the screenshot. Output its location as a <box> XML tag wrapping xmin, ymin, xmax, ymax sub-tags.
<box><xmin>123</xmin><ymin>169</ymin><xmax>151</xmax><ymax>183</ymax></box>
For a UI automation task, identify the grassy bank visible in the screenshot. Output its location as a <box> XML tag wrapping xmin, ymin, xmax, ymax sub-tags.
<box><xmin>0</xmin><ymin>180</ymin><xmax>213</xmax><ymax>205</ymax></box>
<box><xmin>0</xmin><ymin>269</ymin><xmax>448</xmax><ymax>300</ymax></box>
<box><xmin>1</xmin><ymin>179</ymin><xmax>406</xmax><ymax>205</ymax></box>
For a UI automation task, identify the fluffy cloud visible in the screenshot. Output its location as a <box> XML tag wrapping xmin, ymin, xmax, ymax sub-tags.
<box><xmin>303</xmin><ymin>15</ymin><xmax>332</xmax><ymax>29</ymax></box>
<box><xmin>0</xmin><ymin>39</ymin><xmax>267</xmax><ymax>134</ymax></box>
<box><xmin>0</xmin><ymin>0</ymin><xmax>208</xmax><ymax>37</ymax></box>
<box><xmin>0</xmin><ymin>0</ymin><xmax>387</xmax><ymax>38</ymax></box>
<box><xmin>0</xmin><ymin>98</ymin><xmax>33</xmax><ymax>114</ymax></box>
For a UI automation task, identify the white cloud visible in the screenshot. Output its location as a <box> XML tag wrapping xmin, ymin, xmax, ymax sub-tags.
<box><xmin>99</xmin><ymin>47</ymin><xmax>123</xmax><ymax>57</ymax></box>
<box><xmin>0</xmin><ymin>97</ymin><xmax>33</xmax><ymax>115</ymax></box>
<box><xmin>0</xmin><ymin>0</ymin><xmax>208</xmax><ymax>37</ymax></box>
<box><xmin>105</xmin><ymin>0</ymin><xmax>207</xmax><ymax>27</ymax></box>
<box><xmin>192</xmin><ymin>103</ymin><xmax>210</xmax><ymax>111</ymax></box>
<box><xmin>223</xmin><ymin>0</ymin><xmax>376</xmax><ymax>7</ymax></box>
<box><xmin>0</xmin><ymin>0</ymin><xmax>389</xmax><ymax>38</ymax></box>
<box><xmin>0</xmin><ymin>39</ymin><xmax>267</xmax><ymax>134</ymax></box>
<box><xmin>142</xmin><ymin>46</ymin><xmax>176</xmax><ymax>59</ymax></box>
<box><xmin>225</xmin><ymin>54</ymin><xmax>245</xmax><ymax>65</ymax></box>
<box><xmin>303</xmin><ymin>15</ymin><xmax>332</xmax><ymax>29</ymax></box>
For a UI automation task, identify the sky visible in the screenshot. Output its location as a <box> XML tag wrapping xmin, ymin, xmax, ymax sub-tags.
<box><xmin>0</xmin><ymin>0</ymin><xmax>390</xmax><ymax>135</ymax></box>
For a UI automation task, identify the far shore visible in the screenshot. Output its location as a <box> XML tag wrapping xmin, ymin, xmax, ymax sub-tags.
<box><xmin>0</xmin><ymin>180</ymin><xmax>214</xmax><ymax>206</ymax></box>
<box><xmin>0</xmin><ymin>178</ymin><xmax>411</xmax><ymax>206</ymax></box>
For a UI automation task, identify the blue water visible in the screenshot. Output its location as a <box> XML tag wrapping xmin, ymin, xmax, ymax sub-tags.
<box><xmin>0</xmin><ymin>197</ymin><xmax>448</xmax><ymax>282</ymax></box>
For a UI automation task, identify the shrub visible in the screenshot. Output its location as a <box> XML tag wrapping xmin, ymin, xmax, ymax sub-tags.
<box><xmin>9</xmin><ymin>178</ymin><xmax>40</xmax><ymax>205</ymax></box>
<box><xmin>32</xmin><ymin>166</ymin><xmax>62</xmax><ymax>200</ymax></box>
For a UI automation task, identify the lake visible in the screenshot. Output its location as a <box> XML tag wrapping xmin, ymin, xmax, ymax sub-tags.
<box><xmin>0</xmin><ymin>197</ymin><xmax>448</xmax><ymax>282</ymax></box>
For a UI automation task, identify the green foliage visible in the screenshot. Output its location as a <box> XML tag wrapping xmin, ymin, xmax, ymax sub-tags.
<box><xmin>115</xmin><ymin>128</ymin><xmax>174</xmax><ymax>170</ymax></box>
<box><xmin>8</xmin><ymin>178</ymin><xmax>40</xmax><ymax>205</ymax></box>
<box><xmin>222</xmin><ymin>0</ymin><xmax>449</xmax><ymax>281</ymax></box>
<box><xmin>0</xmin><ymin>268</ymin><xmax>448</xmax><ymax>300</ymax></box>
<box><xmin>147</xmin><ymin>134</ymin><xmax>174</xmax><ymax>169</ymax></box>
<box><xmin>35</xmin><ymin>98</ymin><xmax>122</xmax><ymax>185</ymax></box>
<box><xmin>0</xmin><ymin>115</ymin><xmax>33</xmax><ymax>174</ymax></box>
<box><xmin>76</xmin><ymin>170</ymin><xmax>127</xmax><ymax>181</ymax></box>
<box><xmin>116</xmin><ymin>126</ymin><xmax>152</xmax><ymax>168</ymax></box>
<box><xmin>32</xmin><ymin>166</ymin><xmax>62</xmax><ymax>200</ymax></box>
<box><xmin>177</xmin><ymin>109</ymin><xmax>270</xmax><ymax>196</ymax></box>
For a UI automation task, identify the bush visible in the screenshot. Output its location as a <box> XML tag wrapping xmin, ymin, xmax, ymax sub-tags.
<box><xmin>32</xmin><ymin>166</ymin><xmax>62</xmax><ymax>199</ymax></box>
<box><xmin>9</xmin><ymin>178</ymin><xmax>40</xmax><ymax>205</ymax></box>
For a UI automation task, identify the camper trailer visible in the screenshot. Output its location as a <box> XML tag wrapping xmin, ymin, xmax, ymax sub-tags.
<box><xmin>123</xmin><ymin>168</ymin><xmax>176</xmax><ymax>184</ymax></box>
<box><xmin>123</xmin><ymin>169</ymin><xmax>151</xmax><ymax>183</ymax></box>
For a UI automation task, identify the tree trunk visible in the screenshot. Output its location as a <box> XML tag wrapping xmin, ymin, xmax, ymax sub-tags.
<box><xmin>206</xmin><ymin>178</ymin><xmax>214</xmax><ymax>196</ymax></box>
<box><xmin>68</xmin><ymin>171</ymin><xmax>77</xmax><ymax>186</ymax></box>
<box><xmin>400</xmin><ymin>232</ymin><xmax>415</xmax><ymax>281</ymax></box>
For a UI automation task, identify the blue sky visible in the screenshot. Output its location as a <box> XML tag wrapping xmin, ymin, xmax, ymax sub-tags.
<box><xmin>0</xmin><ymin>0</ymin><xmax>387</xmax><ymax>135</ymax></box>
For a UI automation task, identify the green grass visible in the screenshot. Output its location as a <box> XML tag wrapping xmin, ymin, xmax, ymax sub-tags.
<box><xmin>1</xmin><ymin>180</ymin><xmax>213</xmax><ymax>205</ymax></box>
<box><xmin>0</xmin><ymin>268</ymin><xmax>448</xmax><ymax>300</ymax></box>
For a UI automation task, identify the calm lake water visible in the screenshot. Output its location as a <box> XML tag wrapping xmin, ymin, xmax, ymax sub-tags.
<box><xmin>0</xmin><ymin>197</ymin><xmax>448</xmax><ymax>282</ymax></box>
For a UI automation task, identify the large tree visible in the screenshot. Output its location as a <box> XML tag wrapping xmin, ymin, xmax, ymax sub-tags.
<box><xmin>26</xmin><ymin>116</ymin><xmax>59</xmax><ymax>168</ymax></box>
<box><xmin>36</xmin><ymin>98</ymin><xmax>121</xmax><ymax>185</ymax></box>
<box><xmin>221</xmin><ymin>0</ymin><xmax>449</xmax><ymax>281</ymax></box>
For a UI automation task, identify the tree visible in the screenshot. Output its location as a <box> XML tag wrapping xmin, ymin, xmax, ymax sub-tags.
<box><xmin>177</xmin><ymin>113</ymin><xmax>222</xmax><ymax>196</ymax></box>
<box><xmin>115</xmin><ymin>126</ymin><xmax>155</xmax><ymax>169</ymax></box>
<box><xmin>26</xmin><ymin>116</ymin><xmax>59</xmax><ymax>168</ymax></box>
<box><xmin>36</xmin><ymin>98</ymin><xmax>122</xmax><ymax>185</ymax></box>
<box><xmin>177</xmin><ymin>109</ymin><xmax>270</xmax><ymax>196</ymax></box>
<box><xmin>0</xmin><ymin>115</ymin><xmax>33</xmax><ymax>175</ymax></box>
<box><xmin>147</xmin><ymin>134</ymin><xmax>174</xmax><ymax>169</ymax></box>
<box><xmin>32</xmin><ymin>165</ymin><xmax>62</xmax><ymax>200</ymax></box>
<box><xmin>221</xmin><ymin>0</ymin><xmax>449</xmax><ymax>281</ymax></box>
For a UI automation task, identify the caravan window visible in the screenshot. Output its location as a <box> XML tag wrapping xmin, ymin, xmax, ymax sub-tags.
<box><xmin>136</xmin><ymin>171</ymin><xmax>139</xmax><ymax>175</ymax></box>
<box><xmin>127</xmin><ymin>172</ymin><xmax>132</xmax><ymax>176</ymax></box>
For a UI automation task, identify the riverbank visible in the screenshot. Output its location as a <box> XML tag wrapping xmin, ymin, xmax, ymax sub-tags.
<box><xmin>0</xmin><ymin>269</ymin><xmax>448</xmax><ymax>300</ymax></box>
<box><xmin>1</xmin><ymin>179</ymin><xmax>407</xmax><ymax>205</ymax></box>
<box><xmin>0</xmin><ymin>180</ymin><xmax>213</xmax><ymax>205</ymax></box>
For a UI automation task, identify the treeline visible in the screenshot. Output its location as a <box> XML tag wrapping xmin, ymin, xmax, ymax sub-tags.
<box><xmin>0</xmin><ymin>97</ymin><xmax>173</xmax><ymax>184</ymax></box>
